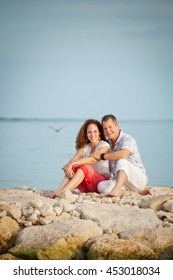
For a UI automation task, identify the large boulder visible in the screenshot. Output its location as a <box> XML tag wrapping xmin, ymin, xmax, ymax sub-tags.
<box><xmin>76</xmin><ymin>203</ymin><xmax>173</xmax><ymax>259</ymax></box>
<box><xmin>9</xmin><ymin>217</ymin><xmax>103</xmax><ymax>259</ymax></box>
<box><xmin>0</xmin><ymin>216</ymin><xmax>20</xmax><ymax>253</ymax></box>
<box><xmin>76</xmin><ymin>203</ymin><xmax>161</xmax><ymax>235</ymax></box>
<box><xmin>86</xmin><ymin>233</ymin><xmax>157</xmax><ymax>260</ymax></box>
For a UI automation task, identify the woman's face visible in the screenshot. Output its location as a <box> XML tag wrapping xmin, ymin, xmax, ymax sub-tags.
<box><xmin>86</xmin><ymin>123</ymin><xmax>100</xmax><ymax>143</ymax></box>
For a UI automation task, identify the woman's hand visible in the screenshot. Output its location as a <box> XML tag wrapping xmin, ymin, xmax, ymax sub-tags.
<box><xmin>65</xmin><ymin>169</ymin><xmax>75</xmax><ymax>179</ymax></box>
<box><xmin>62</xmin><ymin>162</ymin><xmax>75</xmax><ymax>178</ymax></box>
<box><xmin>63</xmin><ymin>162</ymin><xmax>72</xmax><ymax>173</ymax></box>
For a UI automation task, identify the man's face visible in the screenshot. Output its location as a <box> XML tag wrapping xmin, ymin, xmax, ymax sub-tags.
<box><xmin>102</xmin><ymin>118</ymin><xmax>119</xmax><ymax>140</ymax></box>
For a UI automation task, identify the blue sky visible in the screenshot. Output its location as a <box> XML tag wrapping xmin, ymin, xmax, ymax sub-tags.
<box><xmin>0</xmin><ymin>0</ymin><xmax>173</xmax><ymax>120</ymax></box>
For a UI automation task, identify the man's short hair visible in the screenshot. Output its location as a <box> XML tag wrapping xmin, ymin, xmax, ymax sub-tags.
<box><xmin>101</xmin><ymin>114</ymin><xmax>118</xmax><ymax>124</ymax></box>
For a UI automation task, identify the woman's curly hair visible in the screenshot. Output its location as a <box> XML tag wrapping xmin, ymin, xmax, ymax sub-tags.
<box><xmin>75</xmin><ymin>119</ymin><xmax>105</xmax><ymax>150</ymax></box>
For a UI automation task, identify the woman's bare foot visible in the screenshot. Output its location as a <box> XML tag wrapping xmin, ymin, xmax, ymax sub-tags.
<box><xmin>49</xmin><ymin>192</ymin><xmax>61</xmax><ymax>199</ymax></box>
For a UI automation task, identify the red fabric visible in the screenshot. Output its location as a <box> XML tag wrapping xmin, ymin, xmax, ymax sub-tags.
<box><xmin>72</xmin><ymin>164</ymin><xmax>108</xmax><ymax>193</ymax></box>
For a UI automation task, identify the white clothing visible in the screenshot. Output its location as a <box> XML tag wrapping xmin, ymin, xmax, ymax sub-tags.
<box><xmin>98</xmin><ymin>130</ymin><xmax>148</xmax><ymax>193</ymax></box>
<box><xmin>83</xmin><ymin>140</ymin><xmax>110</xmax><ymax>177</ymax></box>
<box><xmin>98</xmin><ymin>159</ymin><xmax>148</xmax><ymax>193</ymax></box>
<box><xmin>108</xmin><ymin>130</ymin><xmax>148</xmax><ymax>180</ymax></box>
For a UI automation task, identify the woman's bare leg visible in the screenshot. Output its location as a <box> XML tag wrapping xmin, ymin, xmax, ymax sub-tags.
<box><xmin>56</xmin><ymin>168</ymin><xmax>85</xmax><ymax>194</ymax></box>
<box><xmin>49</xmin><ymin>177</ymin><xmax>70</xmax><ymax>198</ymax></box>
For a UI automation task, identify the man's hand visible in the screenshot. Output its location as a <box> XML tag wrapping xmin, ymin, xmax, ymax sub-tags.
<box><xmin>91</xmin><ymin>151</ymin><xmax>101</xmax><ymax>160</ymax></box>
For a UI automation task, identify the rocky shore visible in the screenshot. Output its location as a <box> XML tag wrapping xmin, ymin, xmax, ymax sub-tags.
<box><xmin>0</xmin><ymin>186</ymin><xmax>173</xmax><ymax>260</ymax></box>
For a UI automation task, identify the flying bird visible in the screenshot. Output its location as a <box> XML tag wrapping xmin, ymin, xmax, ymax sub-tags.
<box><xmin>48</xmin><ymin>125</ymin><xmax>65</xmax><ymax>133</ymax></box>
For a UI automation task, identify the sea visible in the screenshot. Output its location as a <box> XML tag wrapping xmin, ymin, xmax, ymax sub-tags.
<box><xmin>0</xmin><ymin>118</ymin><xmax>173</xmax><ymax>190</ymax></box>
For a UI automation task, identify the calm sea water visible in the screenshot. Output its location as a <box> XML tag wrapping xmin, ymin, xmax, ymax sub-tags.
<box><xmin>0</xmin><ymin>119</ymin><xmax>173</xmax><ymax>190</ymax></box>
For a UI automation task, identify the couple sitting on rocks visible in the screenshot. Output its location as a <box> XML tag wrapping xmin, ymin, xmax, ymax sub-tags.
<box><xmin>50</xmin><ymin>114</ymin><xmax>152</xmax><ymax>199</ymax></box>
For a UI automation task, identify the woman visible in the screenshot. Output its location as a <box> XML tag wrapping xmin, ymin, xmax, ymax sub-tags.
<box><xmin>50</xmin><ymin>119</ymin><xmax>110</xmax><ymax>198</ymax></box>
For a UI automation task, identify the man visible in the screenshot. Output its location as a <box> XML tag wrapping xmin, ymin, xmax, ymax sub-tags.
<box><xmin>92</xmin><ymin>114</ymin><xmax>152</xmax><ymax>197</ymax></box>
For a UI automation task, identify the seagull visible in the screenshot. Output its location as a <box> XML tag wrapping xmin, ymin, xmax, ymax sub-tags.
<box><xmin>48</xmin><ymin>125</ymin><xmax>65</xmax><ymax>133</ymax></box>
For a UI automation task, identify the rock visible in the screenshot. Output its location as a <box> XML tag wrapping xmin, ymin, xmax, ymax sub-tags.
<box><xmin>120</xmin><ymin>193</ymin><xmax>141</xmax><ymax>206</ymax></box>
<box><xmin>146</xmin><ymin>225</ymin><xmax>173</xmax><ymax>259</ymax></box>
<box><xmin>139</xmin><ymin>195</ymin><xmax>173</xmax><ymax>210</ymax></box>
<box><xmin>39</xmin><ymin>214</ymin><xmax>56</xmax><ymax>225</ymax></box>
<box><xmin>163</xmin><ymin>200</ymin><xmax>173</xmax><ymax>213</ymax></box>
<box><xmin>70</xmin><ymin>209</ymin><xmax>81</xmax><ymax>218</ymax></box>
<box><xmin>157</xmin><ymin>210</ymin><xmax>173</xmax><ymax>223</ymax></box>
<box><xmin>29</xmin><ymin>199</ymin><xmax>44</xmax><ymax>208</ymax></box>
<box><xmin>0</xmin><ymin>216</ymin><xmax>20</xmax><ymax>253</ymax></box>
<box><xmin>8</xmin><ymin>206</ymin><xmax>22</xmax><ymax>221</ymax></box>
<box><xmin>39</xmin><ymin>204</ymin><xmax>55</xmax><ymax>216</ymax></box>
<box><xmin>28</xmin><ymin>213</ymin><xmax>38</xmax><ymax>225</ymax></box>
<box><xmin>53</xmin><ymin>206</ymin><xmax>62</xmax><ymax>216</ymax></box>
<box><xmin>23</xmin><ymin>221</ymin><xmax>33</xmax><ymax>227</ymax></box>
<box><xmin>76</xmin><ymin>203</ymin><xmax>161</xmax><ymax>235</ymax></box>
<box><xmin>58</xmin><ymin>199</ymin><xmax>75</xmax><ymax>213</ymax></box>
<box><xmin>22</xmin><ymin>207</ymin><xmax>34</xmax><ymax>218</ymax></box>
<box><xmin>59</xmin><ymin>190</ymin><xmax>78</xmax><ymax>203</ymax></box>
<box><xmin>33</xmin><ymin>209</ymin><xmax>41</xmax><ymax>216</ymax></box>
<box><xmin>9</xmin><ymin>218</ymin><xmax>103</xmax><ymax>259</ymax></box>
<box><xmin>86</xmin><ymin>234</ymin><xmax>157</xmax><ymax>260</ymax></box>
<box><xmin>0</xmin><ymin>186</ymin><xmax>173</xmax><ymax>260</ymax></box>
<box><xmin>0</xmin><ymin>210</ymin><xmax>7</xmax><ymax>218</ymax></box>
<box><xmin>0</xmin><ymin>253</ymin><xmax>21</xmax><ymax>260</ymax></box>
<box><xmin>101</xmin><ymin>197</ymin><xmax>112</xmax><ymax>204</ymax></box>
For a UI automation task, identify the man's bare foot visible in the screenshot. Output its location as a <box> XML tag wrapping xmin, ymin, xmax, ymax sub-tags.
<box><xmin>107</xmin><ymin>190</ymin><xmax>123</xmax><ymax>197</ymax></box>
<box><xmin>138</xmin><ymin>188</ymin><xmax>153</xmax><ymax>196</ymax></box>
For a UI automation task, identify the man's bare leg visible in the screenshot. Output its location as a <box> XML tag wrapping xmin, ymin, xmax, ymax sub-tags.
<box><xmin>107</xmin><ymin>170</ymin><xmax>127</xmax><ymax>197</ymax></box>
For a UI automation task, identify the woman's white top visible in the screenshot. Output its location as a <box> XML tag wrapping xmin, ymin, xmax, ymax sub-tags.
<box><xmin>83</xmin><ymin>140</ymin><xmax>110</xmax><ymax>177</ymax></box>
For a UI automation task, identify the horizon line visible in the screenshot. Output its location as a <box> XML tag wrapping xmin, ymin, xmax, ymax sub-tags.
<box><xmin>0</xmin><ymin>117</ymin><xmax>173</xmax><ymax>122</ymax></box>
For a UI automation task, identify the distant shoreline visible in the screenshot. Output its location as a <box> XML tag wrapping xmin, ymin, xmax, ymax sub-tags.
<box><xmin>0</xmin><ymin>117</ymin><xmax>173</xmax><ymax>123</ymax></box>
<box><xmin>0</xmin><ymin>117</ymin><xmax>84</xmax><ymax>122</ymax></box>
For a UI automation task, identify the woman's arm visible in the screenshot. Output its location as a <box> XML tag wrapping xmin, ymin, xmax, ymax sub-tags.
<box><xmin>72</xmin><ymin>145</ymin><xmax>110</xmax><ymax>167</ymax></box>
<box><xmin>69</xmin><ymin>148</ymin><xmax>83</xmax><ymax>163</ymax></box>
<box><xmin>63</xmin><ymin>148</ymin><xmax>83</xmax><ymax>173</ymax></box>
<box><xmin>63</xmin><ymin>144</ymin><xmax>110</xmax><ymax>174</ymax></box>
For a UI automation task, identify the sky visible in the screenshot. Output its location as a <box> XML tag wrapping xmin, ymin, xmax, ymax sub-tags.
<box><xmin>0</xmin><ymin>0</ymin><xmax>173</xmax><ymax>121</ymax></box>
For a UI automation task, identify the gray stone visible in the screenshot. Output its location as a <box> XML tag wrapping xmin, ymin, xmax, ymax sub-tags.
<box><xmin>29</xmin><ymin>199</ymin><xmax>44</xmax><ymax>209</ymax></box>
<box><xmin>53</xmin><ymin>206</ymin><xmax>62</xmax><ymax>216</ymax></box>
<box><xmin>39</xmin><ymin>204</ymin><xmax>55</xmax><ymax>216</ymax></box>
<box><xmin>76</xmin><ymin>203</ymin><xmax>161</xmax><ymax>236</ymax></box>
<box><xmin>22</xmin><ymin>207</ymin><xmax>34</xmax><ymax>218</ymax></box>
<box><xmin>163</xmin><ymin>200</ymin><xmax>173</xmax><ymax>213</ymax></box>
<box><xmin>59</xmin><ymin>190</ymin><xmax>78</xmax><ymax>203</ymax></box>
